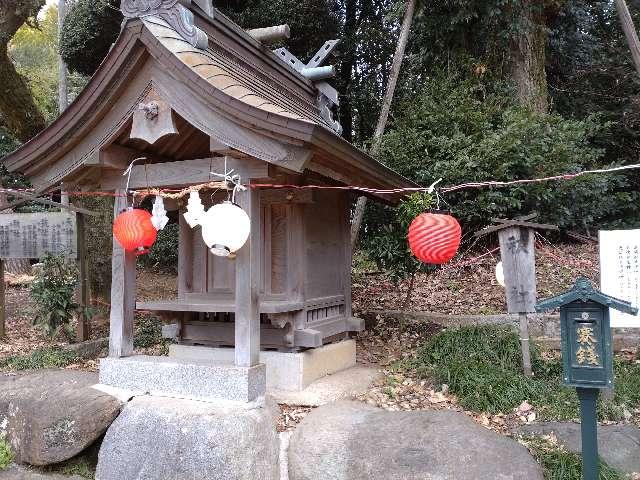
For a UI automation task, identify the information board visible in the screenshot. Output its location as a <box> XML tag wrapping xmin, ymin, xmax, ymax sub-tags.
<box><xmin>600</xmin><ymin>229</ymin><xmax>640</xmax><ymax>328</ymax></box>
<box><xmin>0</xmin><ymin>212</ymin><xmax>77</xmax><ymax>259</ymax></box>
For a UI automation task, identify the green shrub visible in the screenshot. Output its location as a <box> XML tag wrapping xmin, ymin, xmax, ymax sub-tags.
<box><xmin>139</xmin><ymin>223</ymin><xmax>179</xmax><ymax>273</ymax></box>
<box><xmin>30</xmin><ymin>254</ymin><xmax>80</xmax><ymax>340</ymax></box>
<box><xmin>377</xmin><ymin>68</ymin><xmax>640</xmax><ymax>234</ymax></box>
<box><xmin>0</xmin><ymin>347</ymin><xmax>80</xmax><ymax>371</ymax></box>
<box><xmin>134</xmin><ymin>315</ymin><xmax>164</xmax><ymax>349</ymax></box>
<box><xmin>0</xmin><ymin>437</ymin><xmax>12</xmax><ymax>470</ymax></box>
<box><xmin>60</xmin><ymin>0</ymin><xmax>122</xmax><ymax>76</ymax></box>
<box><xmin>364</xmin><ymin>193</ymin><xmax>435</xmax><ymax>282</ymax></box>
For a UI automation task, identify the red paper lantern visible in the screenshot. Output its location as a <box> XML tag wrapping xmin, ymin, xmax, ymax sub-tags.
<box><xmin>113</xmin><ymin>208</ymin><xmax>158</xmax><ymax>255</ymax></box>
<box><xmin>408</xmin><ymin>212</ymin><xmax>462</xmax><ymax>264</ymax></box>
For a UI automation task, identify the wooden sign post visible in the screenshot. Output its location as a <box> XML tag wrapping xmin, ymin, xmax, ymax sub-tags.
<box><xmin>476</xmin><ymin>214</ymin><xmax>558</xmax><ymax>376</ymax></box>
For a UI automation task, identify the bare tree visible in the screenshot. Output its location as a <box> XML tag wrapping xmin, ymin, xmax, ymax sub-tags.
<box><xmin>615</xmin><ymin>0</ymin><xmax>640</xmax><ymax>76</ymax></box>
<box><xmin>58</xmin><ymin>0</ymin><xmax>69</xmax><ymax>112</ymax></box>
<box><xmin>350</xmin><ymin>0</ymin><xmax>418</xmax><ymax>249</ymax></box>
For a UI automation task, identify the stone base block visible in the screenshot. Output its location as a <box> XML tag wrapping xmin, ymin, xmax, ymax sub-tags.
<box><xmin>170</xmin><ymin>339</ymin><xmax>356</xmax><ymax>392</ymax></box>
<box><xmin>96</xmin><ymin>396</ymin><xmax>279</xmax><ymax>480</ymax></box>
<box><xmin>99</xmin><ymin>356</ymin><xmax>266</xmax><ymax>403</ymax></box>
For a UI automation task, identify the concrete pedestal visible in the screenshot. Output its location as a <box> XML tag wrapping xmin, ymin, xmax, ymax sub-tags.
<box><xmin>170</xmin><ymin>339</ymin><xmax>357</xmax><ymax>392</ymax></box>
<box><xmin>99</xmin><ymin>356</ymin><xmax>266</xmax><ymax>403</ymax></box>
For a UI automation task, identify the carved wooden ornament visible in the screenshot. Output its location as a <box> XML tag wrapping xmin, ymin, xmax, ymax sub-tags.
<box><xmin>121</xmin><ymin>0</ymin><xmax>209</xmax><ymax>49</ymax></box>
<box><xmin>130</xmin><ymin>99</ymin><xmax>178</xmax><ymax>144</ymax></box>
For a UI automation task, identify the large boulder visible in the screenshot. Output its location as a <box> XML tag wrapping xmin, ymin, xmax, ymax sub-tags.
<box><xmin>289</xmin><ymin>400</ymin><xmax>543</xmax><ymax>480</ymax></box>
<box><xmin>95</xmin><ymin>396</ymin><xmax>279</xmax><ymax>480</ymax></box>
<box><xmin>517</xmin><ymin>422</ymin><xmax>640</xmax><ymax>475</ymax></box>
<box><xmin>0</xmin><ymin>370</ymin><xmax>122</xmax><ymax>466</ymax></box>
<box><xmin>0</xmin><ymin>464</ymin><xmax>85</xmax><ymax>480</ymax></box>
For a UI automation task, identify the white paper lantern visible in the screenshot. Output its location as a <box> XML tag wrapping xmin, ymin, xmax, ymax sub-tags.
<box><xmin>495</xmin><ymin>261</ymin><xmax>505</xmax><ymax>287</ymax></box>
<box><xmin>201</xmin><ymin>201</ymin><xmax>251</xmax><ymax>257</ymax></box>
<box><xmin>183</xmin><ymin>191</ymin><xmax>206</xmax><ymax>228</ymax></box>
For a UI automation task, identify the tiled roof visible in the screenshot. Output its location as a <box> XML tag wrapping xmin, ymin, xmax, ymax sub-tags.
<box><xmin>142</xmin><ymin>16</ymin><xmax>332</xmax><ymax>130</ymax></box>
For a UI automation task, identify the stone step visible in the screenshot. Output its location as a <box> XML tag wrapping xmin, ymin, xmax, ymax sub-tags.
<box><xmin>99</xmin><ymin>356</ymin><xmax>266</xmax><ymax>403</ymax></box>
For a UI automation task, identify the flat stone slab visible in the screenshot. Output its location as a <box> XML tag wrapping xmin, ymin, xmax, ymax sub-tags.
<box><xmin>99</xmin><ymin>355</ymin><xmax>266</xmax><ymax>403</ymax></box>
<box><xmin>270</xmin><ymin>366</ymin><xmax>382</xmax><ymax>406</ymax></box>
<box><xmin>517</xmin><ymin>421</ymin><xmax>640</xmax><ymax>474</ymax></box>
<box><xmin>0</xmin><ymin>370</ymin><xmax>121</xmax><ymax>466</ymax></box>
<box><xmin>96</xmin><ymin>396</ymin><xmax>279</xmax><ymax>480</ymax></box>
<box><xmin>289</xmin><ymin>400</ymin><xmax>543</xmax><ymax>480</ymax></box>
<box><xmin>170</xmin><ymin>339</ymin><xmax>357</xmax><ymax>392</ymax></box>
<box><xmin>0</xmin><ymin>465</ymin><xmax>84</xmax><ymax>480</ymax></box>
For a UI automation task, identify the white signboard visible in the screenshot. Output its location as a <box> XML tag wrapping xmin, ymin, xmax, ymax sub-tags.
<box><xmin>0</xmin><ymin>212</ymin><xmax>77</xmax><ymax>259</ymax></box>
<box><xmin>600</xmin><ymin>229</ymin><xmax>640</xmax><ymax>328</ymax></box>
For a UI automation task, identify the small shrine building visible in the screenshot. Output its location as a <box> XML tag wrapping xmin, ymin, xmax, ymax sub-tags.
<box><xmin>2</xmin><ymin>0</ymin><xmax>414</xmax><ymax>402</ymax></box>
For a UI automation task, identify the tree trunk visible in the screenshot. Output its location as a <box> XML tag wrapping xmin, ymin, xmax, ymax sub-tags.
<box><xmin>615</xmin><ymin>0</ymin><xmax>640</xmax><ymax>77</ymax></box>
<box><xmin>350</xmin><ymin>0</ymin><xmax>418</xmax><ymax>249</ymax></box>
<box><xmin>338</xmin><ymin>0</ymin><xmax>357</xmax><ymax>143</ymax></box>
<box><xmin>0</xmin><ymin>44</ymin><xmax>46</xmax><ymax>142</ymax></box>
<box><xmin>58</xmin><ymin>0</ymin><xmax>69</xmax><ymax>112</ymax></box>
<box><xmin>0</xmin><ymin>0</ymin><xmax>47</xmax><ymax>142</ymax></box>
<box><xmin>509</xmin><ymin>0</ymin><xmax>548</xmax><ymax>113</ymax></box>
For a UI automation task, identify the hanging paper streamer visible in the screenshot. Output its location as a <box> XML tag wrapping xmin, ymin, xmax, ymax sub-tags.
<box><xmin>183</xmin><ymin>191</ymin><xmax>206</xmax><ymax>228</ymax></box>
<box><xmin>151</xmin><ymin>195</ymin><xmax>169</xmax><ymax>231</ymax></box>
<box><xmin>495</xmin><ymin>261</ymin><xmax>505</xmax><ymax>287</ymax></box>
<box><xmin>408</xmin><ymin>212</ymin><xmax>462</xmax><ymax>264</ymax></box>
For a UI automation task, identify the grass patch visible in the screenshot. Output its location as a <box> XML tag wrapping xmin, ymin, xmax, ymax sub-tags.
<box><xmin>404</xmin><ymin>325</ymin><xmax>640</xmax><ymax>420</ymax></box>
<box><xmin>42</xmin><ymin>456</ymin><xmax>96</xmax><ymax>479</ymax></box>
<box><xmin>0</xmin><ymin>347</ymin><xmax>80</xmax><ymax>371</ymax></box>
<box><xmin>0</xmin><ymin>437</ymin><xmax>13</xmax><ymax>470</ymax></box>
<box><xmin>522</xmin><ymin>436</ymin><xmax>624</xmax><ymax>480</ymax></box>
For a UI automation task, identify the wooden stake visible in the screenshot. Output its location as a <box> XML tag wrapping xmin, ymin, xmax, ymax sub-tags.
<box><xmin>519</xmin><ymin>312</ymin><xmax>533</xmax><ymax>377</ymax></box>
<box><xmin>0</xmin><ymin>259</ymin><xmax>5</xmax><ymax>338</ymax></box>
<box><xmin>76</xmin><ymin>212</ymin><xmax>90</xmax><ymax>342</ymax></box>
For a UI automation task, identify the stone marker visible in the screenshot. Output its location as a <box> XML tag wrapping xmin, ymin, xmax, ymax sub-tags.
<box><xmin>289</xmin><ymin>400</ymin><xmax>543</xmax><ymax>480</ymax></box>
<box><xmin>0</xmin><ymin>464</ymin><xmax>85</xmax><ymax>480</ymax></box>
<box><xmin>517</xmin><ymin>422</ymin><xmax>640</xmax><ymax>475</ymax></box>
<box><xmin>96</xmin><ymin>396</ymin><xmax>279</xmax><ymax>480</ymax></box>
<box><xmin>0</xmin><ymin>370</ymin><xmax>122</xmax><ymax>466</ymax></box>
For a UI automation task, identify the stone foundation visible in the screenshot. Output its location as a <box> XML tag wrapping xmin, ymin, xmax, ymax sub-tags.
<box><xmin>169</xmin><ymin>339</ymin><xmax>357</xmax><ymax>392</ymax></box>
<box><xmin>99</xmin><ymin>356</ymin><xmax>266</xmax><ymax>403</ymax></box>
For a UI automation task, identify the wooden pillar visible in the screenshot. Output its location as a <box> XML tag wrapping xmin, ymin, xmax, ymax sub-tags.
<box><xmin>109</xmin><ymin>190</ymin><xmax>136</xmax><ymax>357</ymax></box>
<box><xmin>76</xmin><ymin>212</ymin><xmax>90</xmax><ymax>341</ymax></box>
<box><xmin>178</xmin><ymin>212</ymin><xmax>194</xmax><ymax>299</ymax></box>
<box><xmin>0</xmin><ymin>259</ymin><xmax>4</xmax><ymax>338</ymax></box>
<box><xmin>234</xmin><ymin>186</ymin><xmax>260</xmax><ymax>367</ymax></box>
<box><xmin>343</xmin><ymin>194</ymin><xmax>353</xmax><ymax>321</ymax></box>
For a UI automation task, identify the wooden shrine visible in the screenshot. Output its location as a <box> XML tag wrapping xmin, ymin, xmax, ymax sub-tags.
<box><xmin>1</xmin><ymin>0</ymin><xmax>414</xmax><ymax>394</ymax></box>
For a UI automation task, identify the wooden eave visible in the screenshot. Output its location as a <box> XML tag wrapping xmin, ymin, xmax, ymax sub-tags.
<box><xmin>2</xmin><ymin>17</ymin><xmax>416</xmax><ymax>201</ymax></box>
